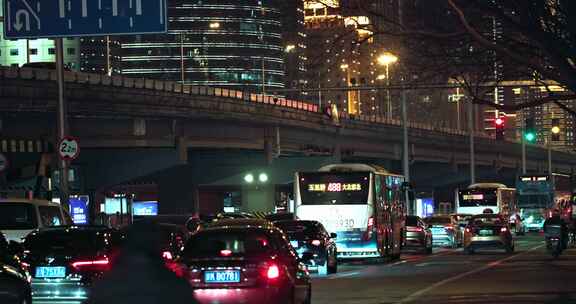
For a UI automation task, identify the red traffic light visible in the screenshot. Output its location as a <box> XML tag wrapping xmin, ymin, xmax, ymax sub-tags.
<box><xmin>495</xmin><ymin>118</ymin><xmax>505</xmax><ymax>126</ymax></box>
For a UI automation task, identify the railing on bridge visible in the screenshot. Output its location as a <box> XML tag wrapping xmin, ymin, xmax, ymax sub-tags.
<box><xmin>1</xmin><ymin>66</ymin><xmax>495</xmax><ymax>140</ymax></box>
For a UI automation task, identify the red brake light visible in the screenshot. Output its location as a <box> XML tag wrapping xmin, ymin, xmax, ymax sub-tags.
<box><xmin>267</xmin><ymin>264</ymin><xmax>280</xmax><ymax>280</ymax></box>
<box><xmin>465</xmin><ymin>227</ymin><xmax>471</xmax><ymax>233</ymax></box>
<box><xmin>71</xmin><ymin>257</ymin><xmax>110</xmax><ymax>270</ymax></box>
<box><xmin>444</xmin><ymin>225</ymin><xmax>454</xmax><ymax>230</ymax></box>
<box><xmin>368</xmin><ymin>217</ymin><xmax>374</xmax><ymax>228</ymax></box>
<box><xmin>311</xmin><ymin>240</ymin><xmax>322</xmax><ymax>246</ymax></box>
<box><xmin>162</xmin><ymin>251</ymin><xmax>173</xmax><ymax>260</ymax></box>
<box><xmin>220</xmin><ymin>249</ymin><xmax>232</xmax><ymax>256</ymax></box>
<box><xmin>500</xmin><ymin>227</ymin><xmax>508</xmax><ymax>233</ymax></box>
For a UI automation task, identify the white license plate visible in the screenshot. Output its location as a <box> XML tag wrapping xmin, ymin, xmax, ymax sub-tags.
<box><xmin>35</xmin><ymin>266</ymin><xmax>66</xmax><ymax>278</ymax></box>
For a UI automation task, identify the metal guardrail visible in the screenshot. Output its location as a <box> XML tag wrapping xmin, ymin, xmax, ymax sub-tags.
<box><xmin>1</xmin><ymin>66</ymin><xmax>495</xmax><ymax>140</ymax></box>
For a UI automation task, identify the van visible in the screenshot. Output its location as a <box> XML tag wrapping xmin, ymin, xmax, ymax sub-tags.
<box><xmin>0</xmin><ymin>199</ymin><xmax>72</xmax><ymax>242</ymax></box>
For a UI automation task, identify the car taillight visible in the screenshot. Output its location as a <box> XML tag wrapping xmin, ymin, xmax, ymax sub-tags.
<box><xmin>444</xmin><ymin>225</ymin><xmax>454</xmax><ymax>230</ymax></box>
<box><xmin>500</xmin><ymin>227</ymin><xmax>508</xmax><ymax>233</ymax></box>
<box><xmin>266</xmin><ymin>264</ymin><xmax>280</xmax><ymax>280</ymax></box>
<box><xmin>407</xmin><ymin>226</ymin><xmax>423</xmax><ymax>232</ymax></box>
<box><xmin>368</xmin><ymin>217</ymin><xmax>374</xmax><ymax>230</ymax></box>
<box><xmin>465</xmin><ymin>227</ymin><xmax>472</xmax><ymax>233</ymax></box>
<box><xmin>71</xmin><ymin>257</ymin><xmax>110</xmax><ymax>271</ymax></box>
<box><xmin>162</xmin><ymin>251</ymin><xmax>173</xmax><ymax>260</ymax></box>
<box><xmin>220</xmin><ymin>249</ymin><xmax>232</xmax><ymax>256</ymax></box>
<box><xmin>310</xmin><ymin>240</ymin><xmax>322</xmax><ymax>246</ymax></box>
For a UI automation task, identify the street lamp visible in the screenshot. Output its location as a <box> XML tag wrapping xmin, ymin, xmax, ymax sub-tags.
<box><xmin>377</xmin><ymin>52</ymin><xmax>398</xmax><ymax>120</ymax></box>
<box><xmin>548</xmin><ymin>125</ymin><xmax>561</xmax><ymax>177</ymax></box>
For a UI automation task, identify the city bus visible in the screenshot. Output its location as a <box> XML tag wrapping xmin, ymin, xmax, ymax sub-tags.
<box><xmin>518</xmin><ymin>174</ymin><xmax>572</xmax><ymax>231</ymax></box>
<box><xmin>456</xmin><ymin>183</ymin><xmax>516</xmax><ymax>218</ymax></box>
<box><xmin>293</xmin><ymin>164</ymin><xmax>406</xmax><ymax>260</ymax></box>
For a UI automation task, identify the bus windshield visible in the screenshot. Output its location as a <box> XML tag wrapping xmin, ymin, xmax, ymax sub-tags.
<box><xmin>299</xmin><ymin>172</ymin><xmax>370</xmax><ymax>205</ymax></box>
<box><xmin>459</xmin><ymin>189</ymin><xmax>498</xmax><ymax>207</ymax></box>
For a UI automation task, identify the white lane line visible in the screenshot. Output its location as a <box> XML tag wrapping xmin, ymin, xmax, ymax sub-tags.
<box><xmin>396</xmin><ymin>244</ymin><xmax>544</xmax><ymax>304</ymax></box>
<box><xmin>328</xmin><ymin>271</ymin><xmax>360</xmax><ymax>280</ymax></box>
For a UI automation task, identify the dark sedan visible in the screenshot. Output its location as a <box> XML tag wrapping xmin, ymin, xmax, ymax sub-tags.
<box><xmin>274</xmin><ymin>220</ymin><xmax>338</xmax><ymax>275</ymax></box>
<box><xmin>181</xmin><ymin>219</ymin><xmax>312</xmax><ymax>304</ymax></box>
<box><xmin>21</xmin><ymin>226</ymin><xmax>121</xmax><ymax>303</ymax></box>
<box><xmin>404</xmin><ymin>216</ymin><xmax>433</xmax><ymax>254</ymax></box>
<box><xmin>0</xmin><ymin>233</ymin><xmax>31</xmax><ymax>304</ymax></box>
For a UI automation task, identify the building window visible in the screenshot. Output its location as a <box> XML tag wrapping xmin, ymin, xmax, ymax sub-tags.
<box><xmin>30</xmin><ymin>48</ymin><xmax>38</xmax><ymax>55</ymax></box>
<box><xmin>48</xmin><ymin>48</ymin><xmax>56</xmax><ymax>55</ymax></box>
<box><xmin>10</xmin><ymin>49</ymin><xmax>19</xmax><ymax>56</ymax></box>
<box><xmin>67</xmin><ymin>48</ymin><xmax>76</xmax><ymax>55</ymax></box>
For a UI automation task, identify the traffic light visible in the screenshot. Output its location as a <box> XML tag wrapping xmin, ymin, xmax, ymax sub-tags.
<box><xmin>524</xmin><ymin>117</ymin><xmax>536</xmax><ymax>142</ymax></box>
<box><xmin>495</xmin><ymin>117</ymin><xmax>505</xmax><ymax>140</ymax></box>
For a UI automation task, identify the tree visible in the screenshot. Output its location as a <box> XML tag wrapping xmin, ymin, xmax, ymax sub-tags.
<box><xmin>312</xmin><ymin>0</ymin><xmax>576</xmax><ymax>115</ymax></box>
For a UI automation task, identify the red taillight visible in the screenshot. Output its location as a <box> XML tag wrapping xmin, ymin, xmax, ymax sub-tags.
<box><xmin>367</xmin><ymin>217</ymin><xmax>374</xmax><ymax>229</ymax></box>
<box><xmin>220</xmin><ymin>249</ymin><xmax>232</xmax><ymax>257</ymax></box>
<box><xmin>500</xmin><ymin>227</ymin><xmax>508</xmax><ymax>233</ymax></box>
<box><xmin>444</xmin><ymin>225</ymin><xmax>454</xmax><ymax>230</ymax></box>
<box><xmin>465</xmin><ymin>227</ymin><xmax>472</xmax><ymax>233</ymax></box>
<box><xmin>162</xmin><ymin>251</ymin><xmax>173</xmax><ymax>260</ymax></box>
<box><xmin>267</xmin><ymin>264</ymin><xmax>280</xmax><ymax>280</ymax></box>
<box><xmin>71</xmin><ymin>257</ymin><xmax>110</xmax><ymax>271</ymax></box>
<box><xmin>407</xmin><ymin>226</ymin><xmax>423</xmax><ymax>232</ymax></box>
<box><xmin>310</xmin><ymin>240</ymin><xmax>322</xmax><ymax>246</ymax></box>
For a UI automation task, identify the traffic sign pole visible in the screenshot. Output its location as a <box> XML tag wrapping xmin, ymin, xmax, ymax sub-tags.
<box><xmin>56</xmin><ymin>38</ymin><xmax>69</xmax><ymax>210</ymax></box>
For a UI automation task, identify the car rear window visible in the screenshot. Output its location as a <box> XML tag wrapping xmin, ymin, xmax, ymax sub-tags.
<box><xmin>24</xmin><ymin>230</ymin><xmax>109</xmax><ymax>254</ymax></box>
<box><xmin>183</xmin><ymin>229</ymin><xmax>272</xmax><ymax>258</ymax></box>
<box><xmin>405</xmin><ymin>216</ymin><xmax>419</xmax><ymax>226</ymax></box>
<box><xmin>275</xmin><ymin>221</ymin><xmax>323</xmax><ymax>239</ymax></box>
<box><xmin>0</xmin><ymin>203</ymin><xmax>37</xmax><ymax>230</ymax></box>
<box><xmin>38</xmin><ymin>206</ymin><xmax>64</xmax><ymax>227</ymax></box>
<box><xmin>471</xmin><ymin>216</ymin><xmax>504</xmax><ymax>226</ymax></box>
<box><xmin>425</xmin><ymin>217</ymin><xmax>451</xmax><ymax>225</ymax></box>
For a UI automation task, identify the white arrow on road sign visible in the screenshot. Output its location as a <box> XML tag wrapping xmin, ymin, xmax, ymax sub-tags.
<box><xmin>14</xmin><ymin>9</ymin><xmax>30</xmax><ymax>31</ymax></box>
<box><xmin>58</xmin><ymin>137</ymin><xmax>80</xmax><ymax>161</ymax></box>
<box><xmin>20</xmin><ymin>0</ymin><xmax>41</xmax><ymax>29</ymax></box>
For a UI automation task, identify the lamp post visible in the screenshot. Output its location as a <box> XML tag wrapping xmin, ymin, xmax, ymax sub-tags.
<box><xmin>548</xmin><ymin>126</ymin><xmax>560</xmax><ymax>177</ymax></box>
<box><xmin>377</xmin><ymin>52</ymin><xmax>398</xmax><ymax>120</ymax></box>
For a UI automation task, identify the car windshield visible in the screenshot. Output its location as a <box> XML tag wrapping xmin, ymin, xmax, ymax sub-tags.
<box><xmin>24</xmin><ymin>229</ymin><xmax>110</xmax><ymax>254</ymax></box>
<box><xmin>0</xmin><ymin>203</ymin><xmax>37</xmax><ymax>230</ymax></box>
<box><xmin>183</xmin><ymin>229</ymin><xmax>272</xmax><ymax>258</ymax></box>
<box><xmin>405</xmin><ymin>216</ymin><xmax>419</xmax><ymax>226</ymax></box>
<box><xmin>275</xmin><ymin>221</ymin><xmax>323</xmax><ymax>239</ymax></box>
<box><xmin>470</xmin><ymin>215</ymin><xmax>504</xmax><ymax>226</ymax></box>
<box><xmin>425</xmin><ymin>217</ymin><xmax>451</xmax><ymax>225</ymax></box>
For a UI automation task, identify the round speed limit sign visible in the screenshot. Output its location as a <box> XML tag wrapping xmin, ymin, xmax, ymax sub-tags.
<box><xmin>58</xmin><ymin>137</ymin><xmax>80</xmax><ymax>161</ymax></box>
<box><xmin>0</xmin><ymin>153</ymin><xmax>8</xmax><ymax>172</ymax></box>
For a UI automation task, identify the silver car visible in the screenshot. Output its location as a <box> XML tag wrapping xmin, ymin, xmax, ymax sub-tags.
<box><xmin>425</xmin><ymin>215</ymin><xmax>462</xmax><ymax>248</ymax></box>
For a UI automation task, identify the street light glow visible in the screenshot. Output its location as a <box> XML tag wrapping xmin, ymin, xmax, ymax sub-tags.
<box><xmin>244</xmin><ymin>173</ymin><xmax>254</xmax><ymax>183</ymax></box>
<box><xmin>377</xmin><ymin>52</ymin><xmax>399</xmax><ymax>66</ymax></box>
<box><xmin>209</xmin><ymin>22</ymin><xmax>220</xmax><ymax>29</ymax></box>
<box><xmin>340</xmin><ymin>63</ymin><xmax>349</xmax><ymax>70</ymax></box>
<box><xmin>551</xmin><ymin>126</ymin><xmax>560</xmax><ymax>134</ymax></box>
<box><xmin>285</xmin><ymin>44</ymin><xmax>296</xmax><ymax>53</ymax></box>
<box><xmin>258</xmin><ymin>173</ymin><xmax>269</xmax><ymax>183</ymax></box>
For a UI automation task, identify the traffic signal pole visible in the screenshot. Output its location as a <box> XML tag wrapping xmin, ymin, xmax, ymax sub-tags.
<box><xmin>521</xmin><ymin>119</ymin><xmax>527</xmax><ymax>174</ymax></box>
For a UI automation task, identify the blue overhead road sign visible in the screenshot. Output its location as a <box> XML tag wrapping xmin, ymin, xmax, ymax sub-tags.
<box><xmin>3</xmin><ymin>0</ymin><xmax>167</xmax><ymax>39</ymax></box>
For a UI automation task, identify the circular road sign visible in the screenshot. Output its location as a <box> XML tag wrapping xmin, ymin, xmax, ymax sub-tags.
<box><xmin>58</xmin><ymin>137</ymin><xmax>80</xmax><ymax>161</ymax></box>
<box><xmin>0</xmin><ymin>153</ymin><xmax>8</xmax><ymax>172</ymax></box>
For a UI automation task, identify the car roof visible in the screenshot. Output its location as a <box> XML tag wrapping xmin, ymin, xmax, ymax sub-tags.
<box><xmin>0</xmin><ymin>198</ymin><xmax>62</xmax><ymax>208</ymax></box>
<box><xmin>205</xmin><ymin>218</ymin><xmax>274</xmax><ymax>230</ymax></box>
<box><xmin>32</xmin><ymin>225</ymin><xmax>112</xmax><ymax>235</ymax></box>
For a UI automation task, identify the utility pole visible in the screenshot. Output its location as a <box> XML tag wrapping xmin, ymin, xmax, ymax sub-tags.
<box><xmin>56</xmin><ymin>38</ymin><xmax>69</xmax><ymax>210</ymax></box>
<box><xmin>521</xmin><ymin>117</ymin><xmax>527</xmax><ymax>174</ymax></box>
<box><xmin>468</xmin><ymin>100</ymin><xmax>476</xmax><ymax>184</ymax></box>
<box><xmin>401</xmin><ymin>84</ymin><xmax>411</xmax><ymax>215</ymax></box>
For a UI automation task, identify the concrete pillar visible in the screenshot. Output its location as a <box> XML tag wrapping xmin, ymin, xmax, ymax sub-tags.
<box><xmin>333</xmin><ymin>143</ymin><xmax>342</xmax><ymax>163</ymax></box>
<box><xmin>176</xmin><ymin>136</ymin><xmax>188</xmax><ymax>164</ymax></box>
<box><xmin>264</xmin><ymin>139</ymin><xmax>274</xmax><ymax>166</ymax></box>
<box><xmin>241</xmin><ymin>184</ymin><xmax>275</xmax><ymax>214</ymax></box>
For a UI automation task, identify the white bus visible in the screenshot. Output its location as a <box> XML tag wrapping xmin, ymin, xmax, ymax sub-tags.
<box><xmin>293</xmin><ymin>164</ymin><xmax>406</xmax><ymax>260</ymax></box>
<box><xmin>456</xmin><ymin>183</ymin><xmax>516</xmax><ymax>218</ymax></box>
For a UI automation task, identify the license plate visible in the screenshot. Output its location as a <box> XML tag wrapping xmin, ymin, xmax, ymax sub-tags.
<box><xmin>204</xmin><ymin>270</ymin><xmax>241</xmax><ymax>283</ymax></box>
<box><xmin>35</xmin><ymin>266</ymin><xmax>66</xmax><ymax>278</ymax></box>
<box><xmin>479</xmin><ymin>230</ymin><xmax>493</xmax><ymax>236</ymax></box>
<box><xmin>431</xmin><ymin>228</ymin><xmax>445</xmax><ymax>233</ymax></box>
<box><xmin>290</xmin><ymin>240</ymin><xmax>299</xmax><ymax>248</ymax></box>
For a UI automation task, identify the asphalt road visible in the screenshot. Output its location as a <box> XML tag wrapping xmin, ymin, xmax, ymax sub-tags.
<box><xmin>312</xmin><ymin>234</ymin><xmax>576</xmax><ymax>304</ymax></box>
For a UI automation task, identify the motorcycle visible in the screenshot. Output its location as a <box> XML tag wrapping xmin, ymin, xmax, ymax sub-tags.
<box><xmin>546</xmin><ymin>236</ymin><xmax>563</xmax><ymax>258</ymax></box>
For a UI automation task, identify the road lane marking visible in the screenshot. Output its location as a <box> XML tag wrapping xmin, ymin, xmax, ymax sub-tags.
<box><xmin>396</xmin><ymin>244</ymin><xmax>544</xmax><ymax>303</ymax></box>
<box><xmin>328</xmin><ymin>271</ymin><xmax>360</xmax><ymax>280</ymax></box>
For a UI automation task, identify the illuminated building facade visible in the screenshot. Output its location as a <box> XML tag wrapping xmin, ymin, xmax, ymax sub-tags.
<box><xmin>0</xmin><ymin>2</ymin><xmax>79</xmax><ymax>69</ymax></box>
<box><xmin>304</xmin><ymin>0</ymin><xmax>383</xmax><ymax>116</ymax></box>
<box><xmin>80</xmin><ymin>0</ymin><xmax>285</xmax><ymax>93</ymax></box>
<box><xmin>513</xmin><ymin>85</ymin><xmax>576</xmax><ymax>151</ymax></box>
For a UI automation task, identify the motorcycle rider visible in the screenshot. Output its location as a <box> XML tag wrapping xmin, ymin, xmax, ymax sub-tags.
<box><xmin>543</xmin><ymin>208</ymin><xmax>569</xmax><ymax>250</ymax></box>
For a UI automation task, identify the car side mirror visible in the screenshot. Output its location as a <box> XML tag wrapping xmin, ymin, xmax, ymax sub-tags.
<box><xmin>330</xmin><ymin>233</ymin><xmax>337</xmax><ymax>239</ymax></box>
<box><xmin>7</xmin><ymin>241</ymin><xmax>23</xmax><ymax>256</ymax></box>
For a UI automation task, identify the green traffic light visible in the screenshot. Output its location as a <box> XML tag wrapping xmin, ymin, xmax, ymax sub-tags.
<box><xmin>524</xmin><ymin>132</ymin><xmax>535</xmax><ymax>142</ymax></box>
